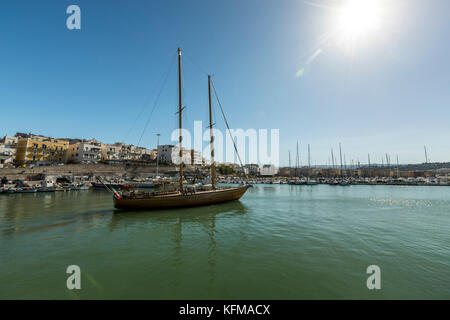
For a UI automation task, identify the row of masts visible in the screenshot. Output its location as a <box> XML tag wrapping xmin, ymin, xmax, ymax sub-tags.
<box><xmin>177</xmin><ymin>48</ymin><xmax>216</xmax><ymax>191</ymax></box>
<box><xmin>287</xmin><ymin>142</ymin><xmax>431</xmax><ymax>178</ymax></box>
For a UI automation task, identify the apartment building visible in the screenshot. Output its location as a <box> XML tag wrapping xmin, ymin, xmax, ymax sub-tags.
<box><xmin>15</xmin><ymin>135</ymin><xmax>69</xmax><ymax>165</ymax></box>
<box><xmin>68</xmin><ymin>139</ymin><xmax>102</xmax><ymax>163</ymax></box>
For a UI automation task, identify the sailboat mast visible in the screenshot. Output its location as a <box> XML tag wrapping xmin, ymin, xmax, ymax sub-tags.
<box><xmin>339</xmin><ymin>143</ymin><xmax>343</xmax><ymax>178</ymax></box>
<box><xmin>308</xmin><ymin>144</ymin><xmax>311</xmax><ymax>179</ymax></box>
<box><xmin>296</xmin><ymin>141</ymin><xmax>299</xmax><ymax>177</ymax></box>
<box><xmin>288</xmin><ymin>150</ymin><xmax>291</xmax><ymax>177</ymax></box>
<box><xmin>178</xmin><ymin>48</ymin><xmax>183</xmax><ymax>191</ymax></box>
<box><xmin>331</xmin><ymin>148</ymin><xmax>335</xmax><ymax>169</ymax></box>
<box><xmin>208</xmin><ymin>75</ymin><xmax>216</xmax><ymax>189</ymax></box>
<box><xmin>396</xmin><ymin>155</ymin><xmax>400</xmax><ymax>178</ymax></box>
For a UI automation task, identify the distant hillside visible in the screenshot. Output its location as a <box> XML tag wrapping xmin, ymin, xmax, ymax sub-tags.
<box><xmin>281</xmin><ymin>162</ymin><xmax>450</xmax><ymax>171</ymax></box>
<box><xmin>360</xmin><ymin>162</ymin><xmax>450</xmax><ymax>171</ymax></box>
<box><xmin>396</xmin><ymin>162</ymin><xmax>450</xmax><ymax>171</ymax></box>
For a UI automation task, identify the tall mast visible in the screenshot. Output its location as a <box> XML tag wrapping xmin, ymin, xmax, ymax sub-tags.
<box><xmin>156</xmin><ymin>133</ymin><xmax>160</xmax><ymax>177</ymax></box>
<box><xmin>386</xmin><ymin>153</ymin><xmax>390</xmax><ymax>177</ymax></box>
<box><xmin>177</xmin><ymin>48</ymin><xmax>183</xmax><ymax>191</ymax></box>
<box><xmin>308</xmin><ymin>144</ymin><xmax>312</xmax><ymax>179</ymax></box>
<box><xmin>296</xmin><ymin>141</ymin><xmax>299</xmax><ymax>177</ymax></box>
<box><xmin>331</xmin><ymin>148</ymin><xmax>334</xmax><ymax>168</ymax></box>
<box><xmin>368</xmin><ymin>153</ymin><xmax>371</xmax><ymax>178</ymax></box>
<box><xmin>339</xmin><ymin>143</ymin><xmax>343</xmax><ymax>178</ymax></box>
<box><xmin>424</xmin><ymin>146</ymin><xmax>428</xmax><ymax>163</ymax></box>
<box><xmin>331</xmin><ymin>148</ymin><xmax>335</xmax><ymax>178</ymax></box>
<box><xmin>208</xmin><ymin>75</ymin><xmax>216</xmax><ymax>189</ymax></box>
<box><xmin>288</xmin><ymin>150</ymin><xmax>291</xmax><ymax>177</ymax></box>
<box><xmin>396</xmin><ymin>155</ymin><xmax>400</xmax><ymax>178</ymax></box>
<box><xmin>344</xmin><ymin>154</ymin><xmax>347</xmax><ymax>176</ymax></box>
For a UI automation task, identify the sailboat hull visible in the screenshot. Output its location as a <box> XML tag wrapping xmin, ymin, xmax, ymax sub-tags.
<box><xmin>113</xmin><ymin>186</ymin><xmax>250</xmax><ymax>210</ymax></box>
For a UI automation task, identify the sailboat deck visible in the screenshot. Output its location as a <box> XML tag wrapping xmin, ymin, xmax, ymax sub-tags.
<box><xmin>114</xmin><ymin>185</ymin><xmax>250</xmax><ymax>210</ymax></box>
<box><xmin>123</xmin><ymin>186</ymin><xmax>239</xmax><ymax>199</ymax></box>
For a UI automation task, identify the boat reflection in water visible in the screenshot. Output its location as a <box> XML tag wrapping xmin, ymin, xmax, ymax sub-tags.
<box><xmin>111</xmin><ymin>201</ymin><xmax>248</xmax><ymax>293</ymax></box>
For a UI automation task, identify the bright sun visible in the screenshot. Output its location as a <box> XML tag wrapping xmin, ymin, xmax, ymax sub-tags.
<box><xmin>339</xmin><ymin>0</ymin><xmax>382</xmax><ymax>38</ymax></box>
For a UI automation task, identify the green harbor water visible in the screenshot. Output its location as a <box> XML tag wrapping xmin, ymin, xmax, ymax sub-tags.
<box><xmin>0</xmin><ymin>184</ymin><xmax>449</xmax><ymax>299</ymax></box>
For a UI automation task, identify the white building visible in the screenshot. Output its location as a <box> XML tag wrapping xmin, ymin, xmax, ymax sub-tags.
<box><xmin>68</xmin><ymin>139</ymin><xmax>102</xmax><ymax>163</ymax></box>
<box><xmin>102</xmin><ymin>143</ymin><xmax>123</xmax><ymax>161</ymax></box>
<box><xmin>157</xmin><ymin>145</ymin><xmax>202</xmax><ymax>165</ymax></box>
<box><xmin>102</xmin><ymin>142</ymin><xmax>156</xmax><ymax>162</ymax></box>
<box><xmin>244</xmin><ymin>164</ymin><xmax>260</xmax><ymax>175</ymax></box>
<box><xmin>260</xmin><ymin>164</ymin><xmax>279</xmax><ymax>176</ymax></box>
<box><xmin>189</xmin><ymin>149</ymin><xmax>202</xmax><ymax>165</ymax></box>
<box><xmin>0</xmin><ymin>148</ymin><xmax>15</xmax><ymax>167</ymax></box>
<box><xmin>0</xmin><ymin>136</ymin><xmax>18</xmax><ymax>168</ymax></box>
<box><xmin>157</xmin><ymin>145</ymin><xmax>190</xmax><ymax>165</ymax></box>
<box><xmin>1</xmin><ymin>136</ymin><xmax>18</xmax><ymax>146</ymax></box>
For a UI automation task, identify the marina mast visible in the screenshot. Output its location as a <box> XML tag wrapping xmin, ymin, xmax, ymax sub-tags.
<box><xmin>208</xmin><ymin>75</ymin><xmax>216</xmax><ymax>189</ymax></box>
<box><xmin>288</xmin><ymin>150</ymin><xmax>291</xmax><ymax>177</ymax></box>
<box><xmin>308</xmin><ymin>144</ymin><xmax>311</xmax><ymax>178</ymax></box>
<box><xmin>339</xmin><ymin>143</ymin><xmax>343</xmax><ymax>178</ymax></box>
<box><xmin>178</xmin><ymin>48</ymin><xmax>183</xmax><ymax>191</ymax></box>
<box><xmin>296</xmin><ymin>141</ymin><xmax>299</xmax><ymax>177</ymax></box>
<box><xmin>386</xmin><ymin>154</ymin><xmax>390</xmax><ymax>178</ymax></box>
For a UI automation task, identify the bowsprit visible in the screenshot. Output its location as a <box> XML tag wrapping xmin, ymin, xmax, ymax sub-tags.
<box><xmin>223</xmin><ymin>305</ymin><xmax>270</xmax><ymax>315</ymax></box>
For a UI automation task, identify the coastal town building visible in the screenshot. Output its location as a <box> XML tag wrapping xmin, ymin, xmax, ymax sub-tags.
<box><xmin>0</xmin><ymin>149</ymin><xmax>15</xmax><ymax>168</ymax></box>
<box><xmin>101</xmin><ymin>142</ymin><xmax>156</xmax><ymax>162</ymax></box>
<box><xmin>260</xmin><ymin>164</ymin><xmax>279</xmax><ymax>176</ymax></box>
<box><xmin>190</xmin><ymin>149</ymin><xmax>202</xmax><ymax>165</ymax></box>
<box><xmin>67</xmin><ymin>139</ymin><xmax>102</xmax><ymax>164</ymax></box>
<box><xmin>0</xmin><ymin>136</ymin><xmax>18</xmax><ymax>168</ymax></box>
<box><xmin>244</xmin><ymin>164</ymin><xmax>260</xmax><ymax>175</ymax></box>
<box><xmin>1</xmin><ymin>136</ymin><xmax>18</xmax><ymax>146</ymax></box>
<box><xmin>142</xmin><ymin>149</ymin><xmax>158</xmax><ymax>161</ymax></box>
<box><xmin>157</xmin><ymin>145</ymin><xmax>189</xmax><ymax>164</ymax></box>
<box><xmin>101</xmin><ymin>143</ymin><xmax>123</xmax><ymax>161</ymax></box>
<box><xmin>14</xmin><ymin>135</ymin><xmax>69</xmax><ymax>165</ymax></box>
<box><xmin>157</xmin><ymin>145</ymin><xmax>202</xmax><ymax>165</ymax></box>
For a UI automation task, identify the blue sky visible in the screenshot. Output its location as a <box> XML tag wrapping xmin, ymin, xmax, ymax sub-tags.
<box><xmin>1</xmin><ymin>0</ymin><xmax>449</xmax><ymax>165</ymax></box>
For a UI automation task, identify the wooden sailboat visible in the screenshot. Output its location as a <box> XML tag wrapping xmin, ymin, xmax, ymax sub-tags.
<box><xmin>113</xmin><ymin>48</ymin><xmax>250</xmax><ymax>210</ymax></box>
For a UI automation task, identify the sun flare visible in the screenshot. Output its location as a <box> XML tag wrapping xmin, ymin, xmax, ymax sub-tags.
<box><xmin>338</xmin><ymin>0</ymin><xmax>382</xmax><ymax>38</ymax></box>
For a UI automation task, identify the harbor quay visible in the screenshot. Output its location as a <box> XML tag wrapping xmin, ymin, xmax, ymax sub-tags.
<box><xmin>1</xmin><ymin>162</ymin><xmax>450</xmax><ymax>194</ymax></box>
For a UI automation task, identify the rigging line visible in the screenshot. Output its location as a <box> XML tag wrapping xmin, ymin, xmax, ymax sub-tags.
<box><xmin>136</xmin><ymin>51</ymin><xmax>177</xmax><ymax>147</ymax></box>
<box><xmin>210</xmin><ymin>79</ymin><xmax>246</xmax><ymax>172</ymax></box>
<box><xmin>182</xmin><ymin>49</ymin><xmax>209</xmax><ymax>76</ymax></box>
<box><xmin>123</xmin><ymin>52</ymin><xmax>175</xmax><ymax>143</ymax></box>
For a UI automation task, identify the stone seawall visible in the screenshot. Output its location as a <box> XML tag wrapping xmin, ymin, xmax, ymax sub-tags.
<box><xmin>0</xmin><ymin>163</ymin><xmax>201</xmax><ymax>180</ymax></box>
